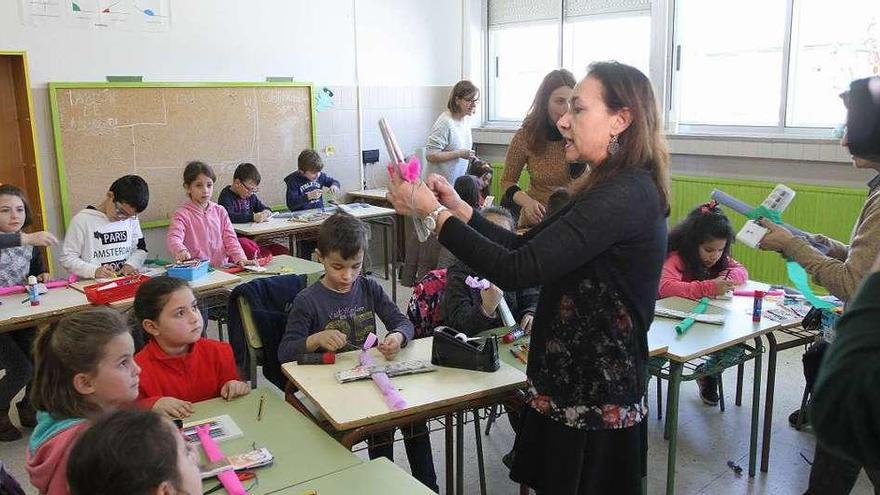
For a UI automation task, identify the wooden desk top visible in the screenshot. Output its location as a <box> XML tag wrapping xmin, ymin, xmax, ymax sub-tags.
<box><xmin>68</xmin><ymin>269</ymin><xmax>241</xmax><ymax>309</ymax></box>
<box><xmin>277</xmin><ymin>458</ymin><xmax>435</xmax><ymax>495</ymax></box>
<box><xmin>282</xmin><ymin>337</ymin><xmax>527</xmax><ymax>431</ymax></box>
<box><xmin>235</xmin><ymin>204</ymin><xmax>395</xmax><ymax>237</ymax></box>
<box><xmin>478</xmin><ymin>327</ymin><xmax>668</xmax><ymax>374</ymax></box>
<box><xmin>193</xmin><ymin>388</ymin><xmax>361</xmax><ymax>494</ymax></box>
<box><xmin>0</xmin><ymin>286</ymin><xmax>91</xmax><ymax>332</ymax></box>
<box><xmin>649</xmin><ymin>282</ymin><xmax>786</xmax><ymax>362</ymax></box>
<box><xmin>233</xmin><ymin>254</ymin><xmax>325</xmax><ymax>286</ymax></box>
<box><xmin>346</xmin><ymin>188</ymin><xmax>389</xmax><ymax>202</ymax></box>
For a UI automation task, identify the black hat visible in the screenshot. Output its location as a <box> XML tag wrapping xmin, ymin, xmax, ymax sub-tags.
<box><xmin>842</xmin><ymin>77</ymin><xmax>880</xmax><ymax>160</ymax></box>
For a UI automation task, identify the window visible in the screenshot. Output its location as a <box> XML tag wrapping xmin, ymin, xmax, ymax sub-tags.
<box><xmin>673</xmin><ymin>0</ymin><xmax>880</xmax><ymax>130</ymax></box>
<box><xmin>487</xmin><ymin>0</ymin><xmax>652</xmax><ymax>123</ymax></box>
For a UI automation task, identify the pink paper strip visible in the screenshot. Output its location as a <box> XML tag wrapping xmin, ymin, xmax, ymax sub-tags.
<box><xmin>733</xmin><ymin>289</ymin><xmax>784</xmax><ymax>297</ymax></box>
<box><xmin>359</xmin><ymin>345</ymin><xmax>407</xmax><ymax>411</ymax></box>
<box><xmin>196</xmin><ymin>425</ymin><xmax>247</xmax><ymax>495</ymax></box>
<box><xmin>0</xmin><ymin>274</ymin><xmax>77</xmax><ymax>296</ymax></box>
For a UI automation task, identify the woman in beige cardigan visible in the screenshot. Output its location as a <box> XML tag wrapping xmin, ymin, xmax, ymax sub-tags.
<box><xmin>500</xmin><ymin>69</ymin><xmax>577</xmax><ymax>227</ymax></box>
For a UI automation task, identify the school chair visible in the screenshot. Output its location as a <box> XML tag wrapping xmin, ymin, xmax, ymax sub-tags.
<box><xmin>227</xmin><ymin>274</ymin><xmax>308</xmax><ymax>389</ymax></box>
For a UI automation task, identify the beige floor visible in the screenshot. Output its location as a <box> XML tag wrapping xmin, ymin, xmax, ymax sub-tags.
<box><xmin>0</xmin><ymin>268</ymin><xmax>873</xmax><ymax>494</ymax></box>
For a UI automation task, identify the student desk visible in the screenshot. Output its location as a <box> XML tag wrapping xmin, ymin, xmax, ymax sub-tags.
<box><xmin>68</xmin><ymin>269</ymin><xmax>243</xmax><ymax>311</ymax></box>
<box><xmin>231</xmin><ymin>254</ymin><xmax>325</xmax><ymax>287</ymax></box>
<box><xmin>281</xmin><ymin>337</ymin><xmax>527</xmax><ymax>495</ymax></box>
<box><xmin>346</xmin><ymin>188</ymin><xmax>406</xmax><ymax>266</ymax></box>
<box><xmin>649</xmin><ymin>284</ymin><xmax>785</xmax><ymax>495</ymax></box>
<box><xmin>235</xmin><ymin>204</ymin><xmax>399</xmax><ymax>301</ymax></box>
<box><xmin>0</xmin><ymin>286</ymin><xmax>91</xmax><ymax>333</ymax></box>
<box><xmin>193</xmin><ymin>388</ymin><xmax>361</xmax><ymax>495</ymax></box>
<box><xmin>276</xmin><ymin>457</ymin><xmax>436</xmax><ymax>495</ymax></box>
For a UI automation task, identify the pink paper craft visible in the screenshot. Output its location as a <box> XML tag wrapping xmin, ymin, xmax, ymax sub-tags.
<box><xmin>0</xmin><ymin>274</ymin><xmax>77</xmax><ymax>297</ymax></box>
<box><xmin>196</xmin><ymin>425</ymin><xmax>247</xmax><ymax>495</ymax></box>
<box><xmin>359</xmin><ymin>333</ymin><xmax>407</xmax><ymax>410</ymax></box>
<box><xmin>398</xmin><ymin>156</ymin><xmax>421</xmax><ymax>183</ymax></box>
<box><xmin>733</xmin><ymin>289</ymin><xmax>785</xmax><ymax>297</ymax></box>
<box><xmin>465</xmin><ymin>276</ymin><xmax>490</xmax><ymax>290</ymax></box>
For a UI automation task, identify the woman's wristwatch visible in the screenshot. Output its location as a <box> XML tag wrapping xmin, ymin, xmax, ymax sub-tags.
<box><xmin>423</xmin><ymin>205</ymin><xmax>449</xmax><ymax>232</ymax></box>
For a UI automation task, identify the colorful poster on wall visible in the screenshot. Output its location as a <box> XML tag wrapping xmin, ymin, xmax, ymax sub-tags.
<box><xmin>18</xmin><ymin>0</ymin><xmax>170</xmax><ymax>31</ymax></box>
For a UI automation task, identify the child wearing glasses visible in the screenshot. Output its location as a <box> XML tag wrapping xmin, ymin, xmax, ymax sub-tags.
<box><xmin>59</xmin><ymin>175</ymin><xmax>149</xmax><ymax>279</ymax></box>
<box><xmin>218</xmin><ymin>162</ymin><xmax>288</xmax><ymax>258</ymax></box>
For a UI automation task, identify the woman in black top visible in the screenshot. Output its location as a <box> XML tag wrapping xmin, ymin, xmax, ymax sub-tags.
<box><xmin>387</xmin><ymin>61</ymin><xmax>670</xmax><ymax>494</ymax></box>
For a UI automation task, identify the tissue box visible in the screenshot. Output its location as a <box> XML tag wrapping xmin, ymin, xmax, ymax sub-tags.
<box><xmin>166</xmin><ymin>261</ymin><xmax>209</xmax><ymax>281</ymax></box>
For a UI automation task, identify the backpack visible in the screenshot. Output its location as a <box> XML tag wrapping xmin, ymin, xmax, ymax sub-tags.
<box><xmin>406</xmin><ymin>269</ymin><xmax>448</xmax><ymax>340</ymax></box>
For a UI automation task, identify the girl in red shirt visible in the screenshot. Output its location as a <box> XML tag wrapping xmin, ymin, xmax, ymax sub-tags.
<box><xmin>133</xmin><ymin>276</ymin><xmax>249</xmax><ymax>418</ymax></box>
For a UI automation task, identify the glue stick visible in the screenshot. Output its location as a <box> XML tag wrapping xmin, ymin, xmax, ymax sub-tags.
<box><xmin>752</xmin><ymin>290</ymin><xmax>764</xmax><ymax>322</ymax></box>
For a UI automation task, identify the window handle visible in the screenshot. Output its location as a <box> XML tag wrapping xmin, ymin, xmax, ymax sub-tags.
<box><xmin>495</xmin><ymin>56</ymin><xmax>500</xmax><ymax>78</ymax></box>
<box><xmin>675</xmin><ymin>45</ymin><xmax>682</xmax><ymax>71</ymax></box>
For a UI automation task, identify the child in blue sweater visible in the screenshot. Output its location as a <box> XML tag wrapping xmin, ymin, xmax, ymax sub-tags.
<box><xmin>284</xmin><ymin>149</ymin><xmax>340</xmax><ymax>211</ymax></box>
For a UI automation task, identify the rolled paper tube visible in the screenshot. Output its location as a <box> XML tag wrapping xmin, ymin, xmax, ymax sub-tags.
<box><xmin>0</xmin><ymin>274</ymin><xmax>77</xmax><ymax>296</ymax></box>
<box><xmin>196</xmin><ymin>425</ymin><xmax>247</xmax><ymax>495</ymax></box>
<box><xmin>359</xmin><ymin>347</ymin><xmax>407</xmax><ymax>410</ymax></box>
<box><xmin>733</xmin><ymin>289</ymin><xmax>785</xmax><ymax>297</ymax></box>
<box><xmin>675</xmin><ymin>297</ymin><xmax>710</xmax><ymax>335</ymax></box>
<box><xmin>711</xmin><ymin>189</ymin><xmax>808</xmax><ymax>238</ymax></box>
<box><xmin>363</xmin><ymin>332</ymin><xmax>378</xmax><ymax>351</ymax></box>
<box><xmin>497</xmin><ymin>298</ymin><xmax>516</xmax><ymax>327</ymax></box>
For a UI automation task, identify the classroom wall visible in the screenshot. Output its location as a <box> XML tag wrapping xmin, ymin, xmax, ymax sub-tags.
<box><xmin>0</xmin><ymin>0</ymin><xmax>464</xmax><ymax>269</ymax></box>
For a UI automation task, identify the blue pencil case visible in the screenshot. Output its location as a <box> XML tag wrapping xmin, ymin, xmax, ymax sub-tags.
<box><xmin>166</xmin><ymin>260</ymin><xmax>208</xmax><ymax>281</ymax></box>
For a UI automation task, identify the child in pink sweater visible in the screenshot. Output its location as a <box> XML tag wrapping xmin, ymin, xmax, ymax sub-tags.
<box><xmin>659</xmin><ymin>201</ymin><xmax>748</xmax><ymax>300</ymax></box>
<box><xmin>659</xmin><ymin>201</ymin><xmax>749</xmax><ymax>407</ymax></box>
<box><xmin>166</xmin><ymin>161</ymin><xmax>254</xmax><ymax>268</ymax></box>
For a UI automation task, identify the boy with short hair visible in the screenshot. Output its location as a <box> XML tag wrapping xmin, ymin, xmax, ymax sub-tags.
<box><xmin>278</xmin><ymin>212</ymin><xmax>438</xmax><ymax>492</ymax></box>
<box><xmin>283</xmin><ymin>149</ymin><xmax>340</xmax><ymax>211</ymax></box>
<box><xmin>218</xmin><ymin>162</ymin><xmax>273</xmax><ymax>224</ymax></box>
<box><xmin>60</xmin><ymin>175</ymin><xmax>149</xmax><ymax>279</ymax></box>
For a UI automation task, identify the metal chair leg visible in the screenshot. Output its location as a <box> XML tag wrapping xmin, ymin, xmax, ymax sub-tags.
<box><xmin>656</xmin><ymin>374</ymin><xmax>663</xmax><ymax>421</ymax></box>
<box><xmin>736</xmin><ymin>362</ymin><xmax>745</xmax><ymax>406</ymax></box>
<box><xmin>484</xmin><ymin>404</ymin><xmax>498</xmax><ymax>435</ymax></box>
<box><xmin>472</xmin><ymin>409</ymin><xmax>487</xmax><ymax>495</ymax></box>
<box><xmin>718</xmin><ymin>371</ymin><xmax>726</xmax><ymax>412</ymax></box>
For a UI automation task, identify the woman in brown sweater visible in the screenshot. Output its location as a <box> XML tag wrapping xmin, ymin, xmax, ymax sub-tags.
<box><xmin>501</xmin><ymin>69</ymin><xmax>577</xmax><ymax>227</ymax></box>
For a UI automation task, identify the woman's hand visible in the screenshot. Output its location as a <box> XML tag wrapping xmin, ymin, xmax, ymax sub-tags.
<box><xmin>520</xmin><ymin>313</ymin><xmax>534</xmax><ymax>332</ymax></box>
<box><xmin>520</xmin><ymin>198</ymin><xmax>547</xmax><ymax>227</ymax></box>
<box><xmin>458</xmin><ymin>149</ymin><xmax>477</xmax><ymax>160</ymax></box>
<box><xmin>756</xmin><ymin>219</ymin><xmax>794</xmax><ymax>252</ymax></box>
<box><xmin>21</xmin><ymin>231</ymin><xmax>58</xmax><ymax>247</ymax></box>
<box><xmin>480</xmin><ymin>284</ymin><xmax>505</xmax><ymax>316</ymax></box>
<box><xmin>425</xmin><ymin>174</ymin><xmax>474</xmax><ymax>220</ymax></box>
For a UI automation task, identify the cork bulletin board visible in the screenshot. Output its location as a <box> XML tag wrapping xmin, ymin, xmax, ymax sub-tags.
<box><xmin>48</xmin><ymin>82</ymin><xmax>316</xmax><ymax>228</ymax></box>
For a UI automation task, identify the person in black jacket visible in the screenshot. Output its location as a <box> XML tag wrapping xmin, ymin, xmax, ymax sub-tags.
<box><xmin>387</xmin><ymin>61</ymin><xmax>670</xmax><ymax>494</ymax></box>
<box><xmin>441</xmin><ymin>206</ymin><xmax>538</xmax><ymax>335</ymax></box>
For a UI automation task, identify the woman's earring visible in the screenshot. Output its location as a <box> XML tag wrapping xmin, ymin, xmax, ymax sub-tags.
<box><xmin>607</xmin><ymin>134</ymin><xmax>620</xmax><ymax>155</ymax></box>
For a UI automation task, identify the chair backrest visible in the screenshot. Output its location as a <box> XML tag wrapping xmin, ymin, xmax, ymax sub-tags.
<box><xmin>406</xmin><ymin>268</ymin><xmax>448</xmax><ymax>339</ymax></box>
<box><xmin>236</xmin><ymin>296</ymin><xmax>263</xmax><ymax>350</ymax></box>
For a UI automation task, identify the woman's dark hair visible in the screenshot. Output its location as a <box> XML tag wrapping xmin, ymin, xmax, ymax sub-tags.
<box><xmin>521</xmin><ymin>69</ymin><xmax>577</xmax><ymax>153</ymax></box>
<box><xmin>454</xmin><ymin>175</ymin><xmax>482</xmax><ymax>210</ymax></box>
<box><xmin>182</xmin><ymin>161</ymin><xmax>216</xmax><ymax>186</ymax></box>
<box><xmin>447</xmin><ymin>80</ymin><xmax>479</xmax><ymax>114</ymax></box>
<box><xmin>67</xmin><ymin>409</ymin><xmax>183</xmax><ymax>495</ymax></box>
<box><xmin>578</xmin><ymin>61</ymin><xmax>670</xmax><ymax>215</ymax></box>
<box><xmin>668</xmin><ymin>202</ymin><xmax>735</xmax><ymax>280</ymax></box>
<box><xmin>133</xmin><ymin>276</ymin><xmax>191</xmax><ymax>339</ymax></box>
<box><xmin>0</xmin><ymin>184</ymin><xmax>33</xmax><ymax>229</ymax></box>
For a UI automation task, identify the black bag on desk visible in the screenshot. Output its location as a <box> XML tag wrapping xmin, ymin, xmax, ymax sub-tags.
<box><xmin>431</xmin><ymin>326</ymin><xmax>500</xmax><ymax>372</ymax></box>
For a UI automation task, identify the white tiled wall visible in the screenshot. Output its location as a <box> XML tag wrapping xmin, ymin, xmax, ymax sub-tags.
<box><xmin>360</xmin><ymin>86</ymin><xmax>452</xmax><ymax>189</ymax></box>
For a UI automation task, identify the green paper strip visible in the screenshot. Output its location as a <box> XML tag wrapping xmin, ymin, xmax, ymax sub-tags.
<box><xmin>675</xmin><ymin>297</ymin><xmax>710</xmax><ymax>335</ymax></box>
<box><xmin>745</xmin><ymin>205</ymin><xmax>783</xmax><ymax>225</ymax></box>
<box><xmin>786</xmin><ymin>261</ymin><xmax>835</xmax><ymax>309</ymax></box>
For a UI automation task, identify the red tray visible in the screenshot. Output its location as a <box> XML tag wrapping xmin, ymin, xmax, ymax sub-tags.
<box><xmin>83</xmin><ymin>275</ymin><xmax>151</xmax><ymax>305</ymax></box>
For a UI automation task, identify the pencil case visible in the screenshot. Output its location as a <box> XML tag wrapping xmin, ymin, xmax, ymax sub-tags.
<box><xmin>83</xmin><ymin>275</ymin><xmax>151</xmax><ymax>305</ymax></box>
<box><xmin>167</xmin><ymin>260</ymin><xmax>209</xmax><ymax>281</ymax></box>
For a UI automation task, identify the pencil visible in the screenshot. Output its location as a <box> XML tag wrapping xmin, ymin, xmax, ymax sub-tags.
<box><xmin>257</xmin><ymin>395</ymin><xmax>265</xmax><ymax>422</ymax></box>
